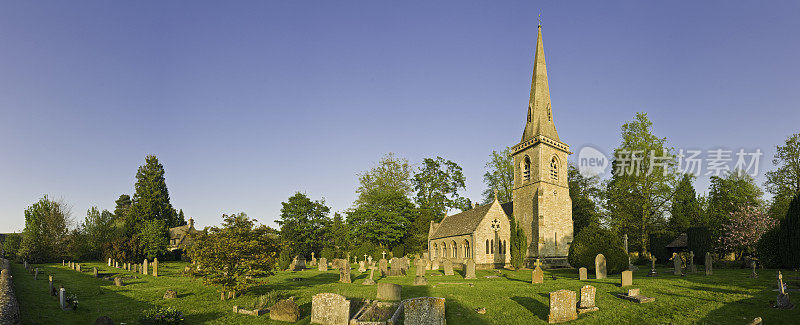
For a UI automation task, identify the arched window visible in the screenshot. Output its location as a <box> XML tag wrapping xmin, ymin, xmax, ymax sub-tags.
<box><xmin>550</xmin><ymin>157</ymin><xmax>558</xmax><ymax>181</ymax></box>
<box><xmin>523</xmin><ymin>156</ymin><xmax>531</xmax><ymax>181</ymax></box>
<box><xmin>452</xmin><ymin>240</ymin><xmax>458</xmax><ymax>258</ymax></box>
<box><xmin>491</xmin><ymin>239</ymin><xmax>495</xmax><ymax>254</ymax></box>
<box><xmin>464</xmin><ymin>240</ymin><xmax>471</xmax><ymax>258</ymax></box>
<box><xmin>443</xmin><ymin>243</ymin><xmax>447</xmax><ymax>258</ymax></box>
<box><xmin>433</xmin><ymin>243</ymin><xmax>438</xmax><ymax>258</ymax></box>
<box><xmin>485</xmin><ymin>239</ymin><xmax>490</xmax><ymax>254</ymax></box>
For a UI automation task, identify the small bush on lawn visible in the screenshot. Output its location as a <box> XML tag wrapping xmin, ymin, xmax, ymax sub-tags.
<box><xmin>277</xmin><ymin>249</ymin><xmax>292</xmax><ymax>271</ymax></box>
<box><xmin>138</xmin><ymin>307</ymin><xmax>185</xmax><ymax>325</ymax></box>
<box><xmin>756</xmin><ymin>227</ymin><xmax>781</xmax><ymax>268</ymax></box>
<box><xmin>568</xmin><ymin>225</ymin><xmax>628</xmax><ymax>274</ymax></box>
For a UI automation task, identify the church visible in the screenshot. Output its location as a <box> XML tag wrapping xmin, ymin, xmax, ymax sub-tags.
<box><xmin>428</xmin><ymin>25</ymin><xmax>574</xmax><ymax>269</ymax></box>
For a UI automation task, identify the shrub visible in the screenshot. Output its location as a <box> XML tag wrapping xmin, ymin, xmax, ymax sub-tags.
<box><xmin>277</xmin><ymin>249</ymin><xmax>292</xmax><ymax>271</ymax></box>
<box><xmin>568</xmin><ymin>226</ymin><xmax>628</xmax><ymax>274</ymax></box>
<box><xmin>686</xmin><ymin>227</ymin><xmax>711</xmax><ymax>265</ymax></box>
<box><xmin>648</xmin><ymin>232</ymin><xmax>674</xmax><ymax>264</ymax></box>
<box><xmin>138</xmin><ymin>307</ymin><xmax>185</xmax><ymax>325</ymax></box>
<box><xmin>351</xmin><ymin>242</ymin><xmax>382</xmax><ymax>261</ymax></box>
<box><xmin>320</xmin><ymin>247</ymin><xmax>337</xmax><ymax>260</ymax></box>
<box><xmin>779</xmin><ymin>192</ymin><xmax>800</xmax><ymax>268</ymax></box>
<box><xmin>756</xmin><ymin>227</ymin><xmax>781</xmax><ymax>268</ymax></box>
<box><xmin>2</xmin><ymin>233</ymin><xmax>21</xmax><ymax>261</ymax></box>
<box><xmin>391</xmin><ymin>245</ymin><xmax>405</xmax><ymax>258</ymax></box>
<box><xmin>510</xmin><ymin>222</ymin><xmax>526</xmax><ymax>269</ymax></box>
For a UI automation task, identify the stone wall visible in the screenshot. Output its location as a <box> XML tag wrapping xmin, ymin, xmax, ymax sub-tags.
<box><xmin>0</xmin><ymin>258</ymin><xmax>21</xmax><ymax>325</ymax></box>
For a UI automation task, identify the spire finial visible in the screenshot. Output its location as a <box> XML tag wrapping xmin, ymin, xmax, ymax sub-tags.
<box><xmin>493</xmin><ymin>189</ymin><xmax>499</xmax><ymax>201</ymax></box>
<box><xmin>538</xmin><ymin>13</ymin><xmax>542</xmax><ymax>26</ymax></box>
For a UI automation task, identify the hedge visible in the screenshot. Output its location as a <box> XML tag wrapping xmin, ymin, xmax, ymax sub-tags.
<box><xmin>568</xmin><ymin>226</ymin><xmax>628</xmax><ymax>274</ymax></box>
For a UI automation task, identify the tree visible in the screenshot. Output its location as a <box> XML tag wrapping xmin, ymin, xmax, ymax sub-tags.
<box><xmin>128</xmin><ymin>155</ymin><xmax>179</xmax><ymax>236</ymax></box>
<box><xmin>114</xmin><ymin>194</ymin><xmax>131</xmax><ymax>224</ymax></box>
<box><xmin>482</xmin><ymin>147</ymin><xmax>513</xmax><ymax>204</ymax></box>
<box><xmin>2</xmin><ymin>233</ymin><xmax>22</xmax><ymax>260</ymax></box>
<box><xmin>605</xmin><ymin>112</ymin><xmax>678</xmax><ymax>253</ymax></box>
<box><xmin>276</xmin><ymin>192</ymin><xmax>331</xmax><ymax>257</ymax></box>
<box><xmin>668</xmin><ymin>174</ymin><xmax>703</xmax><ymax>234</ymax></box>
<box><xmin>509</xmin><ymin>220</ymin><xmax>527</xmax><ymax>269</ymax></box>
<box><xmin>188</xmin><ymin>213</ymin><xmax>278</xmax><ymax>296</ymax></box>
<box><xmin>177</xmin><ymin>209</ymin><xmax>187</xmax><ymax>226</ymax></box>
<box><xmin>326</xmin><ymin>212</ymin><xmax>350</xmax><ymax>254</ymax></box>
<box><xmin>347</xmin><ymin>189</ymin><xmax>416</xmax><ymax>249</ymax></box>
<box><xmin>568</xmin><ymin>163</ymin><xmax>601</xmax><ymax>237</ymax></box>
<box><xmin>355</xmin><ymin>153</ymin><xmax>413</xmax><ymax>205</ymax></box>
<box><xmin>717</xmin><ymin>206</ymin><xmax>778</xmax><ymax>260</ymax></box>
<box><xmin>779</xmin><ymin>192</ymin><xmax>800</xmax><ymax>268</ymax></box>
<box><xmin>83</xmin><ymin>207</ymin><xmax>117</xmax><ymax>260</ymax></box>
<box><xmin>765</xmin><ymin>133</ymin><xmax>800</xmax><ymax>219</ymax></box>
<box><xmin>19</xmin><ymin>196</ymin><xmax>71</xmax><ymax>262</ymax></box>
<box><xmin>140</xmin><ymin>219</ymin><xmax>169</xmax><ymax>259</ymax></box>
<box><xmin>707</xmin><ymin>171</ymin><xmax>764</xmax><ymax>244</ymax></box>
<box><xmin>412</xmin><ymin>157</ymin><xmax>469</xmax><ymax>220</ymax></box>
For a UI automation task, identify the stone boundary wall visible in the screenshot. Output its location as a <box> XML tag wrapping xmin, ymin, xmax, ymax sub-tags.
<box><xmin>0</xmin><ymin>258</ymin><xmax>21</xmax><ymax>325</ymax></box>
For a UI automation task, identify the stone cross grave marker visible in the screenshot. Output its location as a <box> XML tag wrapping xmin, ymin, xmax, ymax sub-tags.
<box><xmin>776</xmin><ymin>271</ymin><xmax>794</xmax><ymax>309</ymax></box>
<box><xmin>402</xmin><ymin>297</ymin><xmax>446</xmax><ymax>325</ymax></box>
<box><xmin>595</xmin><ymin>254</ymin><xmax>607</xmax><ymax>279</ymax></box>
<box><xmin>705</xmin><ymin>252</ymin><xmax>713</xmax><ymax>275</ymax></box>
<box><xmin>311</xmin><ymin>293</ymin><xmax>351</xmax><ymax>325</ymax></box>
<box><xmin>548</xmin><ymin>289</ymin><xmax>578</xmax><ymax>323</ymax></box>
<box><xmin>382</xmin><ymin>251</ymin><xmax>386</xmax><ymax>259</ymax></box>
<box><xmin>578</xmin><ymin>267</ymin><xmax>587</xmax><ymax>281</ymax></box>
<box><xmin>648</xmin><ymin>255</ymin><xmax>658</xmax><ymax>277</ymax></box>
<box><xmin>578</xmin><ymin>285</ymin><xmax>598</xmax><ymax>314</ymax></box>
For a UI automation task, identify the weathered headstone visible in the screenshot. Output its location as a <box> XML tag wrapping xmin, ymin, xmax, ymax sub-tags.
<box><xmin>377</xmin><ymin>283</ymin><xmax>401</xmax><ymax>301</ymax></box>
<box><xmin>401</xmin><ymin>257</ymin><xmax>410</xmax><ymax>273</ymax></box>
<box><xmin>62</xmin><ymin>260</ymin><xmax>65</xmax><ymax>266</ymax></box>
<box><xmin>367</xmin><ymin>255</ymin><xmax>373</xmax><ymax>264</ymax></box>
<box><xmin>413</xmin><ymin>276</ymin><xmax>429</xmax><ymax>286</ymax></box>
<box><xmin>358</xmin><ymin>261</ymin><xmax>366</xmax><ymax>273</ymax></box>
<box><xmin>749</xmin><ymin>261</ymin><xmax>758</xmax><ymax>278</ymax></box>
<box><xmin>416</xmin><ymin>258</ymin><xmax>427</xmax><ymax>277</ymax></box>
<box><xmin>310</xmin><ymin>252</ymin><xmax>316</xmax><ymax>266</ymax></box>
<box><xmin>143</xmin><ymin>259</ymin><xmax>149</xmax><ymax>275</ymax></box>
<box><xmin>464</xmin><ymin>259</ymin><xmax>476</xmax><ymax>279</ymax></box>
<box><xmin>548</xmin><ymin>289</ymin><xmax>578</xmax><ymax>323</ymax></box>
<box><xmin>48</xmin><ymin>275</ymin><xmax>54</xmax><ymax>296</ymax></box>
<box><xmin>379</xmin><ymin>258</ymin><xmax>388</xmax><ymax>277</ymax></box>
<box><xmin>617</xmin><ymin>288</ymin><xmax>655</xmax><ymax>303</ymax></box>
<box><xmin>76</xmin><ymin>264</ymin><xmax>81</xmax><ymax>272</ymax></box>
<box><xmin>621</xmin><ymin>270</ymin><xmax>632</xmax><ymax>287</ymax></box>
<box><xmin>93</xmin><ymin>267</ymin><xmax>98</xmax><ymax>277</ymax></box>
<box><xmin>34</xmin><ymin>268</ymin><xmax>38</xmax><ymax>280</ymax></box>
<box><xmin>389</xmin><ymin>257</ymin><xmax>405</xmax><ymax>276</ymax></box>
<box><xmin>401</xmin><ymin>297</ymin><xmax>445</xmax><ymax>325</ymax></box>
<box><xmin>318</xmin><ymin>257</ymin><xmax>328</xmax><ymax>271</ymax></box>
<box><xmin>578</xmin><ymin>285</ymin><xmax>598</xmax><ymax>313</ymax></box>
<box><xmin>431</xmin><ymin>259</ymin><xmax>440</xmax><ymax>270</ymax></box>
<box><xmin>578</xmin><ymin>267</ymin><xmax>587</xmax><ymax>281</ymax></box>
<box><xmin>673</xmin><ymin>253</ymin><xmax>683</xmax><ymax>276</ymax></box>
<box><xmin>108</xmin><ymin>258</ymin><xmax>112</xmax><ymax>266</ymax></box>
<box><xmin>153</xmin><ymin>258</ymin><xmax>159</xmax><ymax>277</ymax></box>
<box><xmin>270</xmin><ymin>298</ymin><xmax>300</xmax><ymax>323</ymax></box>
<box><xmin>443</xmin><ymin>259</ymin><xmax>454</xmax><ymax>276</ymax></box>
<box><xmin>339</xmin><ymin>263</ymin><xmax>351</xmax><ymax>283</ymax></box>
<box><xmin>311</xmin><ymin>293</ymin><xmax>350</xmax><ymax>325</ymax></box>
<box><xmin>59</xmin><ymin>288</ymin><xmax>67</xmax><ymax>310</ymax></box>
<box><xmin>688</xmin><ymin>251</ymin><xmax>696</xmax><ymax>273</ymax></box>
<box><xmin>705</xmin><ymin>252</ymin><xmax>713</xmax><ymax>275</ymax></box>
<box><xmin>595</xmin><ymin>254</ymin><xmax>607</xmax><ymax>279</ymax></box>
<box><xmin>775</xmin><ymin>271</ymin><xmax>794</xmax><ymax>309</ymax></box>
<box><xmin>163</xmin><ymin>289</ymin><xmax>177</xmax><ymax>299</ymax></box>
<box><xmin>532</xmin><ymin>259</ymin><xmax>544</xmax><ymax>284</ymax></box>
<box><xmin>114</xmin><ymin>277</ymin><xmax>123</xmax><ymax>286</ymax></box>
<box><xmin>363</xmin><ymin>267</ymin><xmax>376</xmax><ymax>285</ymax></box>
<box><xmin>115</xmin><ymin>261</ymin><xmax>118</xmax><ymax>268</ymax></box>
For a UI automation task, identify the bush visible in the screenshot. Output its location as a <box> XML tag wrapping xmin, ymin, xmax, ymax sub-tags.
<box><xmin>510</xmin><ymin>222</ymin><xmax>526</xmax><ymax>269</ymax></box>
<box><xmin>779</xmin><ymin>192</ymin><xmax>800</xmax><ymax>268</ymax></box>
<box><xmin>391</xmin><ymin>245</ymin><xmax>405</xmax><ymax>258</ymax></box>
<box><xmin>686</xmin><ymin>227</ymin><xmax>711</xmax><ymax>265</ymax></box>
<box><xmin>277</xmin><ymin>249</ymin><xmax>292</xmax><ymax>271</ymax></box>
<box><xmin>2</xmin><ymin>233</ymin><xmax>21</xmax><ymax>261</ymax></box>
<box><xmin>138</xmin><ymin>307</ymin><xmax>185</xmax><ymax>325</ymax></box>
<box><xmin>648</xmin><ymin>232</ymin><xmax>674</xmax><ymax>264</ymax></box>
<box><xmin>756</xmin><ymin>227</ymin><xmax>781</xmax><ymax>268</ymax></box>
<box><xmin>351</xmin><ymin>242</ymin><xmax>382</xmax><ymax>261</ymax></box>
<box><xmin>568</xmin><ymin>226</ymin><xmax>628</xmax><ymax>274</ymax></box>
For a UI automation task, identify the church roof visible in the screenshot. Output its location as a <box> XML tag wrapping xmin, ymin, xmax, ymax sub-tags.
<box><xmin>522</xmin><ymin>25</ymin><xmax>561</xmax><ymax>143</ymax></box>
<box><xmin>430</xmin><ymin>203</ymin><xmax>494</xmax><ymax>239</ymax></box>
<box><xmin>666</xmin><ymin>233</ymin><xmax>688</xmax><ymax>248</ymax></box>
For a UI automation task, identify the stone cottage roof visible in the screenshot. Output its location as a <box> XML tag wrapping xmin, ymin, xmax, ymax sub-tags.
<box><xmin>429</xmin><ymin>204</ymin><xmax>493</xmax><ymax>240</ymax></box>
<box><xmin>666</xmin><ymin>233</ymin><xmax>688</xmax><ymax>249</ymax></box>
<box><xmin>168</xmin><ymin>218</ymin><xmax>200</xmax><ymax>249</ymax></box>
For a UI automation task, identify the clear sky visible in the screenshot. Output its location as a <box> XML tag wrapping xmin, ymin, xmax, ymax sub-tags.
<box><xmin>1</xmin><ymin>1</ymin><xmax>798</xmax><ymax>232</ymax></box>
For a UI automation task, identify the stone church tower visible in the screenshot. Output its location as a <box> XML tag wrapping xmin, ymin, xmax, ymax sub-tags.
<box><xmin>511</xmin><ymin>25</ymin><xmax>573</xmax><ymax>267</ymax></box>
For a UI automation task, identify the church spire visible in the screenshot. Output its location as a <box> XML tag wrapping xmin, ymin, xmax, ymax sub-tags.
<box><xmin>522</xmin><ymin>24</ymin><xmax>560</xmax><ymax>142</ymax></box>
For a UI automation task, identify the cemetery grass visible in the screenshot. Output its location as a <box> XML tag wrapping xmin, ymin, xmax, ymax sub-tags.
<box><xmin>11</xmin><ymin>262</ymin><xmax>800</xmax><ymax>324</ymax></box>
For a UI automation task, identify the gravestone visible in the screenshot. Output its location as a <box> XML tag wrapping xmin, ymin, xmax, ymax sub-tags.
<box><xmin>401</xmin><ymin>257</ymin><xmax>410</xmax><ymax>273</ymax></box>
<box><xmin>153</xmin><ymin>258</ymin><xmax>159</xmax><ymax>277</ymax></box>
<box><xmin>59</xmin><ymin>288</ymin><xmax>67</xmax><ymax>310</ymax></box>
<box><xmin>595</xmin><ymin>254</ymin><xmax>607</xmax><ymax>279</ymax></box>
<box><xmin>93</xmin><ymin>267</ymin><xmax>98</xmax><ymax>277</ymax></box>
<box><xmin>367</xmin><ymin>256</ymin><xmax>373</xmax><ymax>264</ymax></box>
<box><xmin>114</xmin><ymin>277</ymin><xmax>123</xmax><ymax>286</ymax></box>
<box><xmin>749</xmin><ymin>261</ymin><xmax>758</xmax><ymax>278</ymax></box>
<box><xmin>621</xmin><ymin>270</ymin><xmax>632</xmax><ymax>287</ymax></box>
<box><xmin>548</xmin><ymin>289</ymin><xmax>578</xmax><ymax>323</ymax></box>
<box><xmin>618</xmin><ymin>288</ymin><xmax>655</xmax><ymax>303</ymax></box>
<box><xmin>578</xmin><ymin>285</ymin><xmax>598</xmax><ymax>313</ymax></box>
<box><xmin>389</xmin><ymin>258</ymin><xmax>405</xmax><ymax>276</ymax></box>
<box><xmin>532</xmin><ymin>259</ymin><xmax>544</xmax><ymax>284</ymax></box>
<box><xmin>464</xmin><ymin>259</ymin><xmax>476</xmax><ymax>279</ymax></box>
<box><xmin>163</xmin><ymin>289</ymin><xmax>177</xmax><ymax>299</ymax></box>
<box><xmin>705</xmin><ymin>252</ymin><xmax>713</xmax><ymax>275</ymax></box>
<box><xmin>76</xmin><ymin>264</ymin><xmax>81</xmax><ymax>272</ymax></box>
<box><xmin>108</xmin><ymin>258</ymin><xmax>111</xmax><ymax>266</ymax></box>
<box><xmin>363</xmin><ymin>267</ymin><xmax>376</xmax><ymax>285</ymax></box>
<box><xmin>413</xmin><ymin>276</ymin><xmax>428</xmax><ymax>286</ymax></box>
<box><xmin>311</xmin><ymin>293</ymin><xmax>351</xmax><ymax>325</ymax></box>
<box><xmin>416</xmin><ymin>258</ymin><xmax>427</xmax><ymax>277</ymax></box>
<box><xmin>673</xmin><ymin>253</ymin><xmax>682</xmax><ymax>276</ymax></box>
<box><xmin>775</xmin><ymin>271</ymin><xmax>794</xmax><ymax>309</ymax></box>
<box><xmin>578</xmin><ymin>267</ymin><xmax>587</xmax><ymax>281</ymax></box>
<box><xmin>143</xmin><ymin>259</ymin><xmax>149</xmax><ymax>275</ymax></box>
<box><xmin>318</xmin><ymin>257</ymin><xmax>328</xmax><ymax>271</ymax></box>
<box><xmin>688</xmin><ymin>251</ymin><xmax>696</xmax><ymax>273</ymax></box>
<box><xmin>648</xmin><ymin>256</ymin><xmax>658</xmax><ymax>277</ymax></box>
<box><xmin>379</xmin><ymin>258</ymin><xmax>388</xmax><ymax>277</ymax></box>
<box><xmin>34</xmin><ymin>268</ymin><xmax>38</xmax><ymax>280</ymax></box>
<box><xmin>270</xmin><ymin>298</ymin><xmax>300</xmax><ymax>323</ymax></box>
<box><xmin>310</xmin><ymin>252</ymin><xmax>316</xmax><ymax>266</ymax></box>
<box><xmin>401</xmin><ymin>297</ymin><xmax>446</xmax><ymax>325</ymax></box>
<box><xmin>339</xmin><ymin>263</ymin><xmax>351</xmax><ymax>283</ymax></box>
<box><xmin>48</xmin><ymin>275</ymin><xmax>54</xmax><ymax>296</ymax></box>
<box><xmin>443</xmin><ymin>260</ymin><xmax>454</xmax><ymax>276</ymax></box>
<box><xmin>377</xmin><ymin>283</ymin><xmax>401</xmax><ymax>301</ymax></box>
<box><xmin>431</xmin><ymin>259</ymin><xmax>439</xmax><ymax>270</ymax></box>
<box><xmin>358</xmin><ymin>261</ymin><xmax>366</xmax><ymax>273</ymax></box>
<box><xmin>115</xmin><ymin>261</ymin><xmax>118</xmax><ymax>268</ymax></box>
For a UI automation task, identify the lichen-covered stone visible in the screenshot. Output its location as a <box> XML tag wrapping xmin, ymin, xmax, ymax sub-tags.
<box><xmin>311</xmin><ymin>293</ymin><xmax>350</xmax><ymax>325</ymax></box>
<box><xmin>270</xmin><ymin>298</ymin><xmax>300</xmax><ymax>322</ymax></box>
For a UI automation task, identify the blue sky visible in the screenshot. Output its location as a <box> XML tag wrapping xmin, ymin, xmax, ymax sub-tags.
<box><xmin>1</xmin><ymin>1</ymin><xmax>798</xmax><ymax>232</ymax></box>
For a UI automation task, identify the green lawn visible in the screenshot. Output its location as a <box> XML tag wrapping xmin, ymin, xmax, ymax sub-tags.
<box><xmin>10</xmin><ymin>261</ymin><xmax>800</xmax><ymax>324</ymax></box>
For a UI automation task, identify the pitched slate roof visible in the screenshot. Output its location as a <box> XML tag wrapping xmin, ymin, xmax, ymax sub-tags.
<box><xmin>666</xmin><ymin>233</ymin><xmax>688</xmax><ymax>248</ymax></box>
<box><xmin>430</xmin><ymin>203</ymin><xmax>493</xmax><ymax>239</ymax></box>
<box><xmin>501</xmin><ymin>201</ymin><xmax>513</xmax><ymax>217</ymax></box>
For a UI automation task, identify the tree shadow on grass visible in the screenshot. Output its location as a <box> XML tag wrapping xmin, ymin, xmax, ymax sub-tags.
<box><xmin>510</xmin><ymin>296</ymin><xmax>547</xmax><ymax>322</ymax></box>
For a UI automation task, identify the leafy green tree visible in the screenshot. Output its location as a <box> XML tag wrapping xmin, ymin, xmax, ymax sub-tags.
<box><xmin>412</xmin><ymin>156</ymin><xmax>469</xmax><ymax>221</ymax></box>
<box><xmin>2</xmin><ymin>233</ymin><xmax>22</xmax><ymax>260</ymax></box>
<box><xmin>668</xmin><ymin>174</ymin><xmax>703</xmax><ymax>234</ymax></box>
<box><xmin>347</xmin><ymin>189</ymin><xmax>416</xmax><ymax>249</ymax></box>
<box><xmin>509</xmin><ymin>220</ymin><xmax>527</xmax><ymax>269</ymax></box>
<box><xmin>605</xmin><ymin>112</ymin><xmax>678</xmax><ymax>253</ymax></box>
<box><xmin>568</xmin><ymin>164</ymin><xmax>602</xmax><ymax>237</ymax></box>
<box><xmin>328</xmin><ymin>212</ymin><xmax>350</xmax><ymax>253</ymax></box>
<box><xmin>140</xmin><ymin>219</ymin><xmax>169</xmax><ymax>259</ymax></box>
<box><xmin>128</xmin><ymin>155</ymin><xmax>179</xmax><ymax>236</ymax></box>
<box><xmin>114</xmin><ymin>194</ymin><xmax>131</xmax><ymax>224</ymax></box>
<box><xmin>779</xmin><ymin>192</ymin><xmax>800</xmax><ymax>268</ymax></box>
<box><xmin>188</xmin><ymin>213</ymin><xmax>279</xmax><ymax>295</ymax></box>
<box><xmin>355</xmin><ymin>153</ymin><xmax>413</xmax><ymax>205</ymax></box>
<box><xmin>707</xmin><ymin>171</ymin><xmax>763</xmax><ymax>244</ymax></box>
<box><xmin>765</xmin><ymin>133</ymin><xmax>800</xmax><ymax>219</ymax></box>
<box><xmin>277</xmin><ymin>192</ymin><xmax>331</xmax><ymax>257</ymax></box>
<box><xmin>20</xmin><ymin>196</ymin><xmax>71</xmax><ymax>262</ymax></box>
<box><xmin>83</xmin><ymin>207</ymin><xmax>118</xmax><ymax>259</ymax></box>
<box><xmin>481</xmin><ymin>147</ymin><xmax>513</xmax><ymax>204</ymax></box>
<box><xmin>66</xmin><ymin>227</ymin><xmax>92</xmax><ymax>260</ymax></box>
